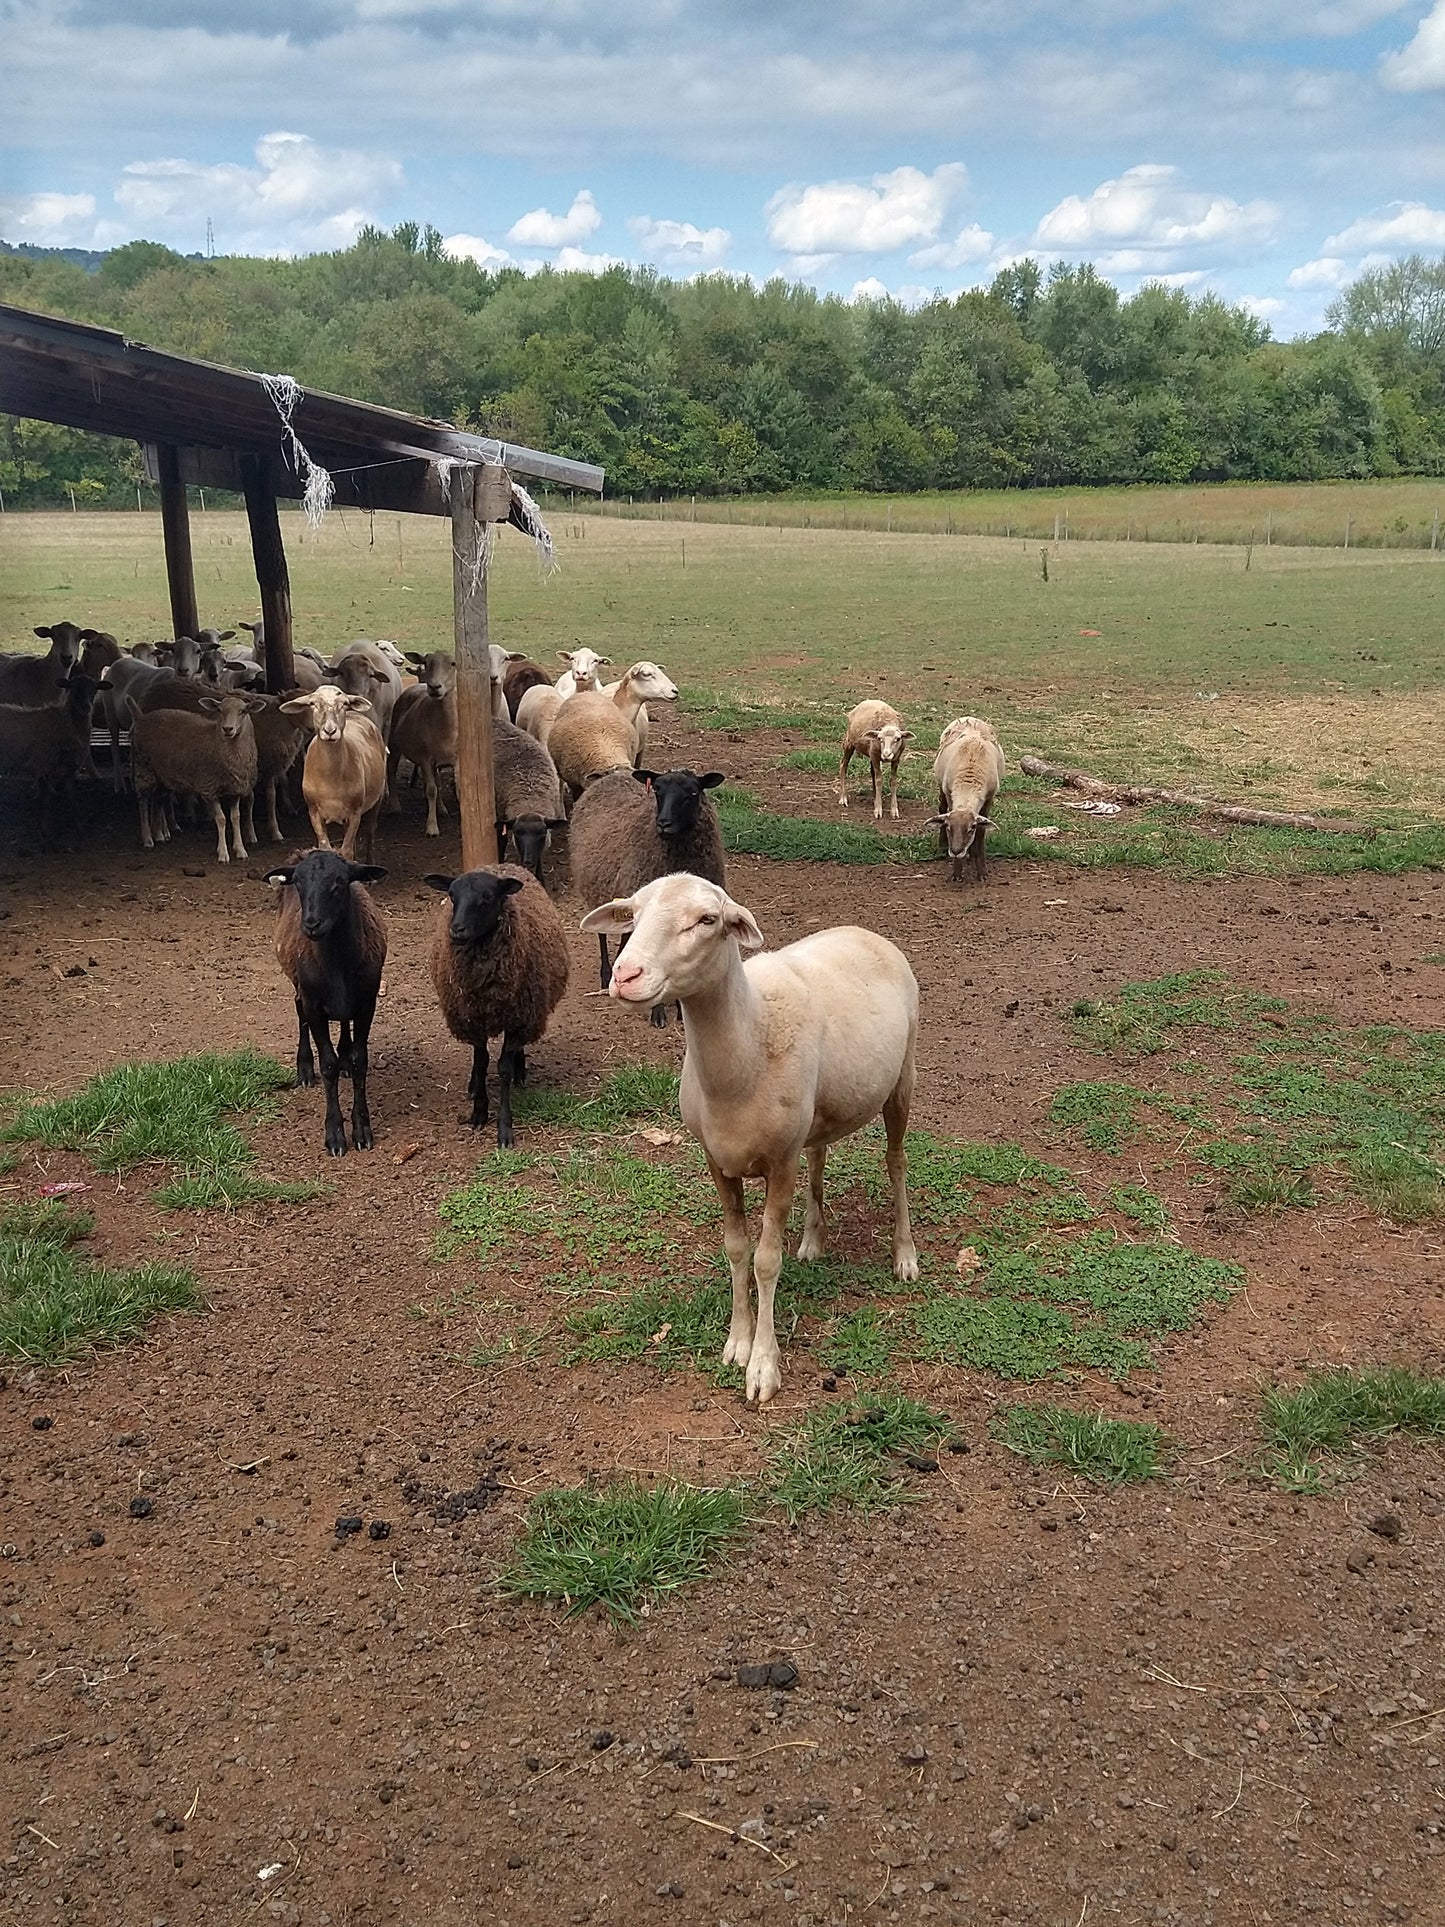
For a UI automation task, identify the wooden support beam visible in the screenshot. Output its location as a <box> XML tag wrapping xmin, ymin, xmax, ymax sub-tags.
<box><xmin>241</xmin><ymin>454</ymin><xmax>296</xmax><ymax>694</ymax></box>
<box><xmin>451</xmin><ymin>463</ymin><xmax>498</xmax><ymax>870</ymax></box>
<box><xmin>156</xmin><ymin>443</ymin><xmax>200</xmax><ymax>643</ymax></box>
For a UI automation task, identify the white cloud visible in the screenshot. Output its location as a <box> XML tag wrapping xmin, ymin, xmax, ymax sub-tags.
<box><xmin>850</xmin><ymin>277</ymin><xmax>890</xmax><ymax>302</ymax></box>
<box><xmin>1034</xmin><ymin>164</ymin><xmax>1278</xmax><ymax>260</ymax></box>
<box><xmin>908</xmin><ymin>222</ymin><xmax>996</xmax><ymax>270</ymax></box>
<box><xmin>1381</xmin><ymin>1</ymin><xmax>1445</xmax><ymax>89</ymax></box>
<box><xmin>114</xmin><ymin>131</ymin><xmax>401</xmax><ymax>252</ymax></box>
<box><xmin>0</xmin><ymin>190</ymin><xmax>100</xmax><ymax>247</ymax></box>
<box><xmin>766</xmin><ymin>162</ymin><xmax>968</xmax><ymax>256</ymax></box>
<box><xmin>443</xmin><ymin>232</ymin><xmax>513</xmax><ymax>268</ymax></box>
<box><xmin>1287</xmin><ymin>255</ymin><xmax>1353</xmax><ymax>288</ymax></box>
<box><xmin>552</xmin><ymin>244</ymin><xmax>625</xmax><ymax>272</ymax></box>
<box><xmin>506</xmin><ymin>190</ymin><xmax>601</xmax><ymax>247</ymax></box>
<box><xmin>1324</xmin><ymin>199</ymin><xmax>1445</xmax><ymax>248</ymax></box>
<box><xmin>1237</xmin><ymin>293</ymin><xmax>1284</xmax><ymax>317</ymax></box>
<box><xmin>627</xmin><ymin>215</ymin><xmax>731</xmax><ymax>266</ymax></box>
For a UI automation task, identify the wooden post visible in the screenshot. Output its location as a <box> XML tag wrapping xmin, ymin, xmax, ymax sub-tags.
<box><xmin>452</xmin><ymin>463</ymin><xmax>499</xmax><ymax>870</ymax></box>
<box><xmin>156</xmin><ymin>443</ymin><xmax>200</xmax><ymax>643</ymax></box>
<box><xmin>241</xmin><ymin>454</ymin><xmax>296</xmax><ymax>694</ymax></box>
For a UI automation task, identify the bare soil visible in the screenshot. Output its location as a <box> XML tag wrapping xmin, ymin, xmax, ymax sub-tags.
<box><xmin>2</xmin><ymin>712</ymin><xmax>1444</xmax><ymax>1927</ymax></box>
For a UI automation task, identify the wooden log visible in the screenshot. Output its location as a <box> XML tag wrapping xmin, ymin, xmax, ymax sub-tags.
<box><xmin>156</xmin><ymin>443</ymin><xmax>199</xmax><ymax>643</ymax></box>
<box><xmin>241</xmin><ymin>455</ymin><xmax>296</xmax><ymax>694</ymax></box>
<box><xmin>1017</xmin><ymin>756</ymin><xmax>1373</xmax><ymax>835</ymax></box>
<box><xmin>452</xmin><ymin>463</ymin><xmax>498</xmax><ymax>869</ymax></box>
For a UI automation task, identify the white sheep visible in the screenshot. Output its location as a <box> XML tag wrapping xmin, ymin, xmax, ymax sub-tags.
<box><xmin>514</xmin><ymin>681</ymin><xmax>562</xmax><ymax>749</ymax></box>
<box><xmin>554</xmin><ymin>647</ymin><xmax>610</xmax><ymax>699</ymax></box>
<box><xmin>582</xmin><ymin>874</ymin><xmax>919</xmax><ymax>1405</ymax></box>
<box><xmin>930</xmin><ymin>717</ymin><xmax>1004</xmax><ymax>883</ymax></box>
<box><xmin>547</xmin><ymin>662</ymin><xmax>678</xmax><ymax>803</ymax></box>
<box><xmin>838</xmin><ymin>699</ymin><xmax>913</xmax><ymax>820</ymax></box>
<box><xmin>597</xmin><ymin>658</ymin><xmax>675</xmax><ymax>767</ymax></box>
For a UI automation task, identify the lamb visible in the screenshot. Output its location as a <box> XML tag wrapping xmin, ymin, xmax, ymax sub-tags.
<box><xmin>388</xmin><ymin>652</ymin><xmax>455</xmax><ymax>834</ymax></box>
<box><xmin>279</xmin><ymin>684</ymin><xmax>387</xmax><ymax>860</ymax></box>
<box><xmin>267</xmin><ymin>849</ymin><xmax>387</xmax><ymax>1158</ymax></box>
<box><xmin>554</xmin><ymin>647</ymin><xmax>610</xmax><ymax>699</ymax></box>
<box><xmin>502</xmin><ymin>654</ymin><xmax>553</xmax><ymax>720</ymax></box>
<box><xmin>929</xmin><ymin>717</ymin><xmax>1004</xmax><ymax>883</ymax></box>
<box><xmin>545</xmin><ymin>661</ymin><xmax>679</xmax><ymax>804</ymax></box>
<box><xmin>493</xmin><ymin>718</ymin><xmax>566</xmax><ymax>884</ymax></box>
<box><xmin>0</xmin><ymin>623</ymin><xmax>85</xmax><ymax>706</ymax></box>
<box><xmin>426</xmin><ymin>864</ymin><xmax>570</xmax><ymax>1148</ymax></box>
<box><xmin>0</xmin><ymin>674</ymin><xmax>97</xmax><ymax>833</ymax></box>
<box><xmin>838</xmin><ymin>699</ymin><xmax>913</xmax><ymax>820</ymax></box>
<box><xmin>570</xmin><ymin>767</ymin><xmax>725</xmax><ymax>1025</ymax></box>
<box><xmin>326</xmin><ymin>642</ymin><xmax>403</xmax><ymax>741</ymax></box>
<box><xmin>126</xmin><ymin>690</ymin><xmax>263</xmax><ymax>862</ymax></box>
<box><xmin>582</xmin><ymin>875</ymin><xmax>919</xmax><ymax>1404</ymax></box>
<box><xmin>514</xmin><ymin>681</ymin><xmax>563</xmax><ymax>749</ymax></box>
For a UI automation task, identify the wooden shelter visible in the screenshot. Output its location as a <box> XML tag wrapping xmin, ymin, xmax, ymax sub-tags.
<box><xmin>0</xmin><ymin>301</ymin><xmax>605</xmax><ymax>865</ymax></box>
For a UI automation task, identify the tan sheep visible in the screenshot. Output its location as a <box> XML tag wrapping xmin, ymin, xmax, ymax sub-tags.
<box><xmin>838</xmin><ymin>699</ymin><xmax>913</xmax><ymax>820</ymax></box>
<box><xmin>546</xmin><ymin>661</ymin><xmax>679</xmax><ymax>803</ymax></box>
<box><xmin>929</xmin><ymin>717</ymin><xmax>1004</xmax><ymax>883</ymax></box>
<box><xmin>280</xmin><ymin>684</ymin><xmax>388</xmax><ymax>861</ymax></box>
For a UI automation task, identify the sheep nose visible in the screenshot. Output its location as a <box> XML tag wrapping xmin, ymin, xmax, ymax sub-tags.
<box><xmin>612</xmin><ymin>960</ymin><xmax>646</xmax><ymax>994</ymax></box>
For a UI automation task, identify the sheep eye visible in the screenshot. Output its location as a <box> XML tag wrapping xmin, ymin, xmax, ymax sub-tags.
<box><xmin>696</xmin><ymin>913</ymin><xmax>717</xmax><ymax>927</ymax></box>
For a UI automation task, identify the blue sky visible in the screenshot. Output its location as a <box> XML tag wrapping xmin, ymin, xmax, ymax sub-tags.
<box><xmin>3</xmin><ymin>1</ymin><xmax>1444</xmax><ymax>335</ymax></box>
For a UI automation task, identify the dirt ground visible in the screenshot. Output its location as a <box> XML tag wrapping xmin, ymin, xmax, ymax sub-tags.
<box><xmin>2</xmin><ymin>708</ymin><xmax>1444</xmax><ymax>1927</ymax></box>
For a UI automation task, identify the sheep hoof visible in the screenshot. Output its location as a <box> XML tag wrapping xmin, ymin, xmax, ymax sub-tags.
<box><xmin>325</xmin><ymin>1130</ymin><xmax>348</xmax><ymax>1158</ymax></box>
<box><xmin>353</xmin><ymin>1123</ymin><xmax>374</xmax><ymax>1151</ymax></box>
<box><xmin>649</xmin><ymin>1004</ymin><xmax>668</xmax><ymax>1030</ymax></box>
<box><xmin>745</xmin><ymin>1356</ymin><xmax>782</xmax><ymax>1405</ymax></box>
<box><xmin>893</xmin><ymin>1248</ymin><xmax>920</xmax><ymax>1283</ymax></box>
<box><xmin>295</xmin><ymin>1066</ymin><xmax>317</xmax><ymax>1089</ymax></box>
<box><xmin>722</xmin><ymin>1330</ymin><xmax>752</xmax><ymax>1370</ymax></box>
<box><xmin>496</xmin><ymin>1123</ymin><xmax>515</xmax><ymax>1149</ymax></box>
<box><xmin>797</xmin><ymin>1233</ymin><xmax>825</xmax><ymax>1262</ymax></box>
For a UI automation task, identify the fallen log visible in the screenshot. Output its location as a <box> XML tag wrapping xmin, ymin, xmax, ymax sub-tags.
<box><xmin>1018</xmin><ymin>756</ymin><xmax>1374</xmax><ymax>836</ymax></box>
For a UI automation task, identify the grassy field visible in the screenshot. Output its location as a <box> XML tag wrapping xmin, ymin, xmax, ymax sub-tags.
<box><xmin>590</xmin><ymin>477</ymin><xmax>1445</xmax><ymax>550</ymax></box>
<box><xmin>2</xmin><ymin>506</ymin><xmax>1442</xmax><ymax>808</ymax></box>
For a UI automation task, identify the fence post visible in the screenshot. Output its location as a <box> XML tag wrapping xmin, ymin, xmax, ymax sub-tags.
<box><xmin>1344</xmin><ymin>518</ymin><xmax>1352</xmax><ymax>550</ymax></box>
<box><xmin>1265</xmin><ymin>513</ymin><xmax>1272</xmax><ymax>547</ymax></box>
<box><xmin>1432</xmin><ymin>508</ymin><xmax>1440</xmax><ymax>552</ymax></box>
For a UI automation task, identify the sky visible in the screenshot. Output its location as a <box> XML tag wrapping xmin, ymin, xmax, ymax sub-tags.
<box><xmin>2</xmin><ymin>1</ymin><xmax>1445</xmax><ymax>336</ymax></box>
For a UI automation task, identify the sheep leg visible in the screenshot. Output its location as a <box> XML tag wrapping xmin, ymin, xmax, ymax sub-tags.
<box><xmin>336</xmin><ymin>1020</ymin><xmax>354</xmax><ymax>1077</ymax></box>
<box><xmin>513</xmin><ymin>1048</ymin><xmax>528</xmax><ymax>1086</ymax></box>
<box><xmin>883</xmin><ymin>1082</ymin><xmax>919</xmax><ymax>1282</ymax></box>
<box><xmin>137</xmin><ymin>792</ymin><xmax>154</xmax><ymax>850</ymax></box>
<box><xmin>747</xmin><ymin>1160</ymin><xmax>798</xmax><ymax>1405</ymax></box>
<box><xmin>349</xmin><ymin>1007</ymin><xmax>376</xmax><ymax>1152</ymax></box>
<box><xmin>888</xmin><ymin>755</ymin><xmax>902</xmax><ymax>821</ymax></box>
<box><xmin>109</xmin><ymin>710</ymin><xmax>125</xmax><ymax>793</ymax></box>
<box><xmin>711</xmin><ymin>1157</ymin><xmax>756</xmax><ymax>1376</ymax></box>
<box><xmin>596</xmin><ymin>934</ymin><xmax>612</xmax><ymax>989</ymax></box>
<box><xmin>465</xmin><ymin>1044</ymin><xmax>489</xmax><ymax>1130</ymax></box>
<box><xmin>308</xmin><ymin>803</ymin><xmax>332</xmax><ymax>850</ymax></box>
<box><xmin>294</xmin><ymin>998</ymin><xmax>317</xmax><ymax>1087</ymax></box>
<box><xmin>870</xmin><ymin>751</ymin><xmax>884</xmax><ymax>821</ymax></box>
<box><xmin>266</xmin><ymin>779</ymin><xmax>283</xmax><ymax>843</ymax></box>
<box><xmin>385</xmin><ymin>747</ymin><xmax>403</xmax><ymax>814</ymax></box>
<box><xmin>357</xmin><ymin>799</ymin><xmax>384</xmax><ymax>863</ymax></box>
<box><xmin>423</xmin><ymin>760</ymin><xmax>440</xmax><ymax>837</ymax></box>
<box><xmin>972</xmin><ymin>821</ymin><xmax>989</xmax><ymax>883</ymax></box>
<box><xmin>649</xmin><ymin>1003</ymin><xmax>668</xmax><ymax>1030</ymax></box>
<box><xmin>937</xmin><ymin>793</ymin><xmax>949</xmax><ymax>859</ymax></box>
<box><xmin>495</xmin><ymin>1041</ymin><xmax>521</xmax><ymax>1149</ymax></box>
<box><xmin>228</xmin><ymin>797</ymin><xmax>248</xmax><ymax>861</ymax></box>
<box><xmin>798</xmin><ymin>1144</ymin><xmax>827</xmax><ymax>1261</ymax></box>
<box><xmin>309</xmin><ymin>1016</ymin><xmax>348</xmax><ymax>1157</ymax></box>
<box><xmin>242</xmin><ymin>790</ymin><xmax>257</xmax><ymax>849</ymax></box>
<box><xmin>837</xmin><ymin>746</ymin><xmax>852</xmax><ymax>807</ymax></box>
<box><xmin>210</xmin><ymin>800</ymin><xmax>231</xmax><ymax>863</ymax></box>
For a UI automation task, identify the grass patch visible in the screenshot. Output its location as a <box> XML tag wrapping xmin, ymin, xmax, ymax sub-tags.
<box><xmin>995</xmin><ymin>1402</ymin><xmax>1170</xmax><ymax>1484</ymax></box>
<box><xmin>1260</xmin><ymin>1367</ymin><xmax>1445</xmax><ymax>1491</ymax></box>
<box><xmin>1071</xmin><ymin>970</ymin><xmax>1286</xmax><ymax>1058</ymax></box>
<box><xmin>563</xmin><ymin>1276</ymin><xmax>739</xmax><ymax>1382</ymax></box>
<box><xmin>1</xmin><ymin>1050</ymin><xmax>323</xmax><ymax>1208</ymax></box>
<box><xmin>767</xmin><ymin>1394</ymin><xmax>956</xmax><ymax>1520</ymax></box>
<box><xmin>0</xmin><ymin>1200</ymin><xmax>200</xmax><ymax>1363</ymax></box>
<box><xmin>1109</xmin><ymin>1183</ymin><xmax>1173</xmax><ymax>1232</ymax></box>
<box><xmin>500</xmin><ymin>1478</ymin><xmax>747</xmax><ymax>1622</ymax></box>
<box><xmin>821</xmin><ymin>1306</ymin><xmax>897</xmax><ymax>1377</ymax></box>
<box><xmin>511</xmin><ymin>1063</ymin><xmax>681</xmax><ymax>1130</ymax></box>
<box><xmin>1049</xmin><ymin>1081</ymin><xmax>1149</xmax><ymax>1152</ymax></box>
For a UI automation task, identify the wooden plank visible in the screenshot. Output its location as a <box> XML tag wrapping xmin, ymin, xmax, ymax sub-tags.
<box><xmin>241</xmin><ymin>455</ymin><xmax>296</xmax><ymax>693</ymax></box>
<box><xmin>155</xmin><ymin>443</ymin><xmax>200</xmax><ymax>642</ymax></box>
<box><xmin>451</xmin><ymin>463</ymin><xmax>498</xmax><ymax>869</ymax></box>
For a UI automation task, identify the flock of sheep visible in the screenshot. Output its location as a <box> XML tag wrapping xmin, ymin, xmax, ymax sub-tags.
<box><xmin>0</xmin><ymin>619</ymin><xmax>1006</xmax><ymax>1403</ymax></box>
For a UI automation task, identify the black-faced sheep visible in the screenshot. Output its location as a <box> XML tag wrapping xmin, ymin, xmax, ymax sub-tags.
<box><xmin>426</xmin><ymin>865</ymin><xmax>569</xmax><ymax>1149</ymax></box>
<box><xmin>267</xmin><ymin>849</ymin><xmax>388</xmax><ymax>1157</ymax></box>
<box><xmin>493</xmin><ymin>718</ymin><xmax>566</xmax><ymax>886</ymax></box>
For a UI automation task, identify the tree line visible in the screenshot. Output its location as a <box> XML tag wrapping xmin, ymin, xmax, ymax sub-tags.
<box><xmin>2</xmin><ymin>224</ymin><xmax>1443</xmax><ymax>508</ymax></box>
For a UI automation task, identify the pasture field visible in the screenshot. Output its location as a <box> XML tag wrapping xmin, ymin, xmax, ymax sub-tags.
<box><xmin>4</xmin><ymin>505</ymin><xmax>1445</xmax><ymax>814</ymax></box>
<box><xmin>593</xmin><ymin>475</ymin><xmax>1445</xmax><ymax>550</ymax></box>
<box><xmin>1</xmin><ymin>508</ymin><xmax>1443</xmax><ymax>1924</ymax></box>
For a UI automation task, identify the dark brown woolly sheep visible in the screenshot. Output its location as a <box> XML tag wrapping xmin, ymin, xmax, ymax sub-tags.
<box><xmin>501</xmin><ymin>655</ymin><xmax>553</xmax><ymax>720</ymax></box>
<box><xmin>426</xmin><ymin>864</ymin><xmax>570</xmax><ymax>1148</ymax></box>
<box><xmin>569</xmin><ymin>767</ymin><xmax>726</xmax><ymax>1026</ymax></box>
<box><xmin>267</xmin><ymin>850</ymin><xmax>388</xmax><ymax>1157</ymax></box>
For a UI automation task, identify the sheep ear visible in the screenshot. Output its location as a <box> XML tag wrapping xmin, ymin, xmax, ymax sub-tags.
<box><xmin>596</xmin><ymin>655</ymin><xmax>613</xmax><ymax>666</ymax></box>
<box><xmin>975</xmin><ymin>813</ymin><xmax>994</xmax><ymax>827</ymax></box>
<box><xmin>725</xmin><ymin>901</ymin><xmax>765</xmax><ymax>952</ymax></box>
<box><xmin>633</xmin><ymin>768</ymin><xmax>657</xmax><ymax>785</ymax></box>
<box><xmin>899</xmin><ymin>731</ymin><xmax>915</xmax><ymax>744</ymax></box>
<box><xmin>278</xmin><ymin>697</ymin><xmax>313</xmax><ymax>719</ymax></box>
<box><xmin>862</xmin><ymin>730</ymin><xmax>880</xmax><ymax>744</ymax></box>
<box><xmin>198</xmin><ymin>697</ymin><xmax>222</xmax><ymax>714</ymax></box>
<box><xmin>580</xmin><ymin>898</ymin><xmax>636</xmax><ymax>936</ymax></box>
<box><xmin>924</xmin><ymin>813</ymin><xmax>944</xmax><ymax>828</ymax></box>
<box><xmin>263</xmin><ymin>867</ymin><xmax>294</xmax><ymax>887</ymax></box>
<box><xmin>348</xmin><ymin>863</ymin><xmax>387</xmax><ymax>883</ymax></box>
<box><xmin>217</xmin><ymin>630</ymin><xmax>236</xmax><ymax>641</ymax></box>
<box><xmin>546</xmin><ymin>817</ymin><xmax>568</xmax><ymax>830</ymax></box>
<box><xmin>499</xmin><ymin>876</ymin><xmax>526</xmax><ymax>898</ymax></box>
<box><xmin>342</xmin><ymin>693</ymin><xmax>373</xmax><ymax>711</ymax></box>
<box><xmin>404</xmin><ymin>651</ymin><xmax>426</xmax><ymax>666</ymax></box>
<box><xmin>34</xmin><ymin>626</ymin><xmax>53</xmax><ymax>638</ymax></box>
<box><xmin>505</xmin><ymin>651</ymin><xmax>527</xmax><ymax>662</ymax></box>
<box><xmin>557</xmin><ymin>650</ymin><xmax>576</xmax><ymax>664</ymax></box>
<box><xmin>422</xmin><ymin>873</ymin><xmax>455</xmax><ymax>893</ymax></box>
<box><xmin>700</xmin><ymin>772</ymin><xmax>725</xmax><ymax>789</ymax></box>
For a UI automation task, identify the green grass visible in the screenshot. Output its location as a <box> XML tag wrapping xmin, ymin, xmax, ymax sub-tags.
<box><xmin>820</xmin><ymin>1306</ymin><xmax>897</xmax><ymax>1377</ymax></box>
<box><xmin>995</xmin><ymin>1402</ymin><xmax>1171</xmax><ymax>1484</ymax></box>
<box><xmin>0</xmin><ymin>1199</ymin><xmax>200</xmax><ymax>1363</ymax></box>
<box><xmin>767</xmin><ymin>1395</ymin><xmax>957</xmax><ymax>1521</ymax></box>
<box><xmin>1259</xmin><ymin>1367</ymin><xmax>1445</xmax><ymax>1491</ymax></box>
<box><xmin>782</xmin><ymin>745</ymin><xmax>933</xmax><ymax>802</ymax></box>
<box><xmin>510</xmin><ymin>1063</ymin><xmax>681</xmax><ymax>1130</ymax></box>
<box><xmin>500</xmin><ymin>1478</ymin><xmax>748</xmax><ymax>1622</ymax></box>
<box><xmin>563</xmin><ymin>1276</ymin><xmax>739</xmax><ymax>1383</ymax></box>
<box><xmin>1048</xmin><ymin>1081</ymin><xmax>1150</xmax><ymax>1152</ymax></box>
<box><xmin>1</xmin><ymin>1051</ymin><xmax>324</xmax><ymax>1208</ymax></box>
<box><xmin>1071</xmin><ymin>970</ymin><xmax>1287</xmax><ymax>1057</ymax></box>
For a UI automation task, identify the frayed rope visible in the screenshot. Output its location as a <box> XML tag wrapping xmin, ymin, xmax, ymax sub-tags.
<box><xmin>258</xmin><ymin>373</ymin><xmax>334</xmax><ymax>528</ymax></box>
